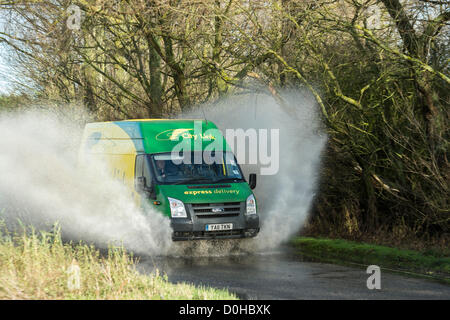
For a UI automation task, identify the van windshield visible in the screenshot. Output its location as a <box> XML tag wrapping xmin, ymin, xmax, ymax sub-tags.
<box><xmin>149</xmin><ymin>151</ymin><xmax>244</xmax><ymax>185</ymax></box>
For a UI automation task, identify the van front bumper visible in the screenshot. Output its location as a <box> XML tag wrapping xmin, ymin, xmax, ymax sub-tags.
<box><xmin>170</xmin><ymin>202</ymin><xmax>259</xmax><ymax>241</ymax></box>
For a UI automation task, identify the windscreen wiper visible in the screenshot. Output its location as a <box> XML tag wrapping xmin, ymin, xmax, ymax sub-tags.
<box><xmin>213</xmin><ymin>177</ymin><xmax>244</xmax><ymax>183</ymax></box>
<box><xmin>173</xmin><ymin>178</ymin><xmax>212</xmax><ymax>185</ymax></box>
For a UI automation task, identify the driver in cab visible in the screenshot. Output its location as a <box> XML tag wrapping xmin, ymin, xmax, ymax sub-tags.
<box><xmin>155</xmin><ymin>159</ymin><xmax>181</xmax><ymax>180</ymax></box>
<box><xmin>155</xmin><ymin>160</ymin><xmax>168</xmax><ymax>179</ymax></box>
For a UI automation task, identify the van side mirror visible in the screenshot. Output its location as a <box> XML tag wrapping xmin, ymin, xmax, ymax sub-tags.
<box><xmin>136</xmin><ymin>176</ymin><xmax>156</xmax><ymax>199</ymax></box>
<box><xmin>249</xmin><ymin>173</ymin><xmax>257</xmax><ymax>190</ymax></box>
<box><xmin>136</xmin><ymin>176</ymin><xmax>146</xmax><ymax>192</ymax></box>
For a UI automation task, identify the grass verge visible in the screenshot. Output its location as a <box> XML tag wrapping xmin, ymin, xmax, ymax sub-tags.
<box><xmin>0</xmin><ymin>227</ymin><xmax>237</xmax><ymax>300</ymax></box>
<box><xmin>290</xmin><ymin>237</ymin><xmax>450</xmax><ymax>284</ymax></box>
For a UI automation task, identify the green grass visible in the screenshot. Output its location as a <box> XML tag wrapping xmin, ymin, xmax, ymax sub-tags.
<box><xmin>0</xmin><ymin>226</ymin><xmax>237</xmax><ymax>300</ymax></box>
<box><xmin>290</xmin><ymin>237</ymin><xmax>450</xmax><ymax>283</ymax></box>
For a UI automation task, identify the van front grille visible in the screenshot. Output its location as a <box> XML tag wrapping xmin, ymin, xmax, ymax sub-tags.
<box><xmin>190</xmin><ymin>202</ymin><xmax>242</xmax><ymax>218</ymax></box>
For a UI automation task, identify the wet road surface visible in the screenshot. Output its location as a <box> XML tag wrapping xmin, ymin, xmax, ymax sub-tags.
<box><xmin>137</xmin><ymin>247</ymin><xmax>450</xmax><ymax>300</ymax></box>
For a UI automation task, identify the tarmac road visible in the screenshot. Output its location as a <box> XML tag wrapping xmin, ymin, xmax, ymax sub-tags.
<box><xmin>137</xmin><ymin>246</ymin><xmax>450</xmax><ymax>300</ymax></box>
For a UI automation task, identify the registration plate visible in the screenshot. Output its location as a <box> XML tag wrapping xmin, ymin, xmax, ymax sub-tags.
<box><xmin>205</xmin><ymin>223</ymin><xmax>233</xmax><ymax>231</ymax></box>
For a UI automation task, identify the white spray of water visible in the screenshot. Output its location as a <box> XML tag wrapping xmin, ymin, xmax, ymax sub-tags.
<box><xmin>183</xmin><ymin>90</ymin><xmax>327</xmax><ymax>251</ymax></box>
<box><xmin>0</xmin><ymin>110</ymin><xmax>172</xmax><ymax>255</ymax></box>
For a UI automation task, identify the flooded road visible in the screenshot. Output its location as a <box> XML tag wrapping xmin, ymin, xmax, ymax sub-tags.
<box><xmin>136</xmin><ymin>246</ymin><xmax>450</xmax><ymax>300</ymax></box>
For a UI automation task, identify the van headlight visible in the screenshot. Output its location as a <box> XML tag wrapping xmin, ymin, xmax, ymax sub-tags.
<box><xmin>246</xmin><ymin>195</ymin><xmax>257</xmax><ymax>215</ymax></box>
<box><xmin>168</xmin><ymin>197</ymin><xmax>187</xmax><ymax>218</ymax></box>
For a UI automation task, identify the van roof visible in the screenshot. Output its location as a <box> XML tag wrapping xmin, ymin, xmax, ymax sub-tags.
<box><xmin>83</xmin><ymin>119</ymin><xmax>230</xmax><ymax>154</ymax></box>
<box><xmin>93</xmin><ymin>118</ymin><xmax>207</xmax><ymax>123</ymax></box>
<box><xmin>107</xmin><ymin>118</ymin><xmax>206</xmax><ymax>122</ymax></box>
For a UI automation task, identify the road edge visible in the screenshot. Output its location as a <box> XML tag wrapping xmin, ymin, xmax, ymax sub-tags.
<box><xmin>289</xmin><ymin>237</ymin><xmax>450</xmax><ymax>285</ymax></box>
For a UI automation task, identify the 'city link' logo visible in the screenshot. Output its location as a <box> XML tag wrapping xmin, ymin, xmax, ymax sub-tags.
<box><xmin>156</xmin><ymin>128</ymin><xmax>215</xmax><ymax>141</ymax></box>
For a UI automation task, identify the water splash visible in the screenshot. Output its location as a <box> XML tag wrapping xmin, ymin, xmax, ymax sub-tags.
<box><xmin>0</xmin><ymin>110</ymin><xmax>172</xmax><ymax>255</ymax></box>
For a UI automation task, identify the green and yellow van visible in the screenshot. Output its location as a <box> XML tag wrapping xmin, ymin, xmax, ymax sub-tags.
<box><xmin>79</xmin><ymin>119</ymin><xmax>259</xmax><ymax>241</ymax></box>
